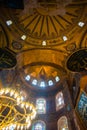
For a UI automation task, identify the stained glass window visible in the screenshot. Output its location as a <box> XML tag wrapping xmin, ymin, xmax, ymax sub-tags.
<box><xmin>56</xmin><ymin>92</ymin><xmax>65</xmax><ymax>111</ymax></box>
<box><xmin>58</xmin><ymin>116</ymin><xmax>69</xmax><ymax>130</ymax></box>
<box><xmin>36</xmin><ymin>98</ymin><xmax>46</xmax><ymax>114</ymax></box>
<box><xmin>32</xmin><ymin>120</ymin><xmax>46</xmax><ymax>130</ymax></box>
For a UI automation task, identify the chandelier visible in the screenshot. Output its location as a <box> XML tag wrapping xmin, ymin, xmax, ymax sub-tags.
<box><xmin>20</xmin><ymin>0</ymin><xmax>72</xmax><ymax>16</ymax></box>
<box><xmin>0</xmin><ymin>88</ymin><xmax>36</xmax><ymax>130</ymax></box>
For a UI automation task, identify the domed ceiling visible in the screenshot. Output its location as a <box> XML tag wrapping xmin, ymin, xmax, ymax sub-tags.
<box><xmin>7</xmin><ymin>0</ymin><xmax>84</xmax><ymax>45</ymax></box>
<box><xmin>0</xmin><ymin>0</ymin><xmax>87</xmax><ymax>90</ymax></box>
<box><xmin>1</xmin><ymin>0</ymin><xmax>87</xmax><ymax>46</ymax></box>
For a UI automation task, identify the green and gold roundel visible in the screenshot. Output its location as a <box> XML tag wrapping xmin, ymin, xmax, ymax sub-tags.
<box><xmin>66</xmin><ymin>48</ymin><xmax>87</xmax><ymax>72</ymax></box>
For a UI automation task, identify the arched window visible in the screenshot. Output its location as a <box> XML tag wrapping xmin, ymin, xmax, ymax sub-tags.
<box><xmin>36</xmin><ymin>98</ymin><xmax>46</xmax><ymax>114</ymax></box>
<box><xmin>32</xmin><ymin>120</ymin><xmax>46</xmax><ymax>130</ymax></box>
<box><xmin>56</xmin><ymin>92</ymin><xmax>64</xmax><ymax>111</ymax></box>
<box><xmin>58</xmin><ymin>116</ymin><xmax>69</xmax><ymax>130</ymax></box>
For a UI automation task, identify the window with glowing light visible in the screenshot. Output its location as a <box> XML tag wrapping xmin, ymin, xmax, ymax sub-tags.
<box><xmin>21</xmin><ymin>35</ymin><xmax>26</xmax><ymax>40</ymax></box>
<box><xmin>36</xmin><ymin>98</ymin><xmax>46</xmax><ymax>114</ymax></box>
<box><xmin>32</xmin><ymin>120</ymin><xmax>46</xmax><ymax>130</ymax></box>
<box><xmin>6</xmin><ymin>20</ymin><xmax>12</xmax><ymax>26</ymax></box>
<box><xmin>56</xmin><ymin>92</ymin><xmax>65</xmax><ymax>111</ymax></box>
<box><xmin>58</xmin><ymin>116</ymin><xmax>69</xmax><ymax>130</ymax></box>
<box><xmin>78</xmin><ymin>21</ymin><xmax>84</xmax><ymax>27</ymax></box>
<box><xmin>32</xmin><ymin>79</ymin><xmax>37</xmax><ymax>85</ymax></box>
<box><xmin>55</xmin><ymin>76</ymin><xmax>60</xmax><ymax>82</ymax></box>
<box><xmin>48</xmin><ymin>80</ymin><xmax>53</xmax><ymax>86</ymax></box>
<box><xmin>63</xmin><ymin>36</ymin><xmax>67</xmax><ymax>41</ymax></box>
<box><xmin>25</xmin><ymin>75</ymin><xmax>30</xmax><ymax>81</ymax></box>
<box><xmin>40</xmin><ymin>81</ymin><xmax>46</xmax><ymax>88</ymax></box>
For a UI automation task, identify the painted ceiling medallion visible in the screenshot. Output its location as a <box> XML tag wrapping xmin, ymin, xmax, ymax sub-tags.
<box><xmin>22</xmin><ymin>0</ymin><xmax>72</xmax><ymax>16</ymax></box>
<box><xmin>66</xmin><ymin>43</ymin><xmax>76</xmax><ymax>52</ymax></box>
<box><xmin>0</xmin><ymin>48</ymin><xmax>17</xmax><ymax>69</ymax></box>
<box><xmin>12</xmin><ymin>41</ymin><xmax>22</xmax><ymax>50</ymax></box>
<box><xmin>66</xmin><ymin>48</ymin><xmax>87</xmax><ymax>72</ymax></box>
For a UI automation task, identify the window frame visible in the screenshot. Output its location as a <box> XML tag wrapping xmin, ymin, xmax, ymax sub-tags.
<box><xmin>36</xmin><ymin>98</ymin><xmax>46</xmax><ymax>114</ymax></box>
<box><xmin>58</xmin><ymin>116</ymin><xmax>69</xmax><ymax>130</ymax></box>
<box><xmin>32</xmin><ymin>120</ymin><xmax>46</xmax><ymax>130</ymax></box>
<box><xmin>55</xmin><ymin>91</ymin><xmax>65</xmax><ymax>111</ymax></box>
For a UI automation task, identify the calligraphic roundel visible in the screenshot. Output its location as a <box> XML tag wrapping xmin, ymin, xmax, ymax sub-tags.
<box><xmin>66</xmin><ymin>48</ymin><xmax>87</xmax><ymax>72</ymax></box>
<box><xmin>0</xmin><ymin>48</ymin><xmax>17</xmax><ymax>69</ymax></box>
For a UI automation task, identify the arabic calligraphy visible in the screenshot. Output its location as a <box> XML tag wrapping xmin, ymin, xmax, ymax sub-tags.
<box><xmin>66</xmin><ymin>49</ymin><xmax>87</xmax><ymax>72</ymax></box>
<box><xmin>0</xmin><ymin>48</ymin><xmax>17</xmax><ymax>69</ymax></box>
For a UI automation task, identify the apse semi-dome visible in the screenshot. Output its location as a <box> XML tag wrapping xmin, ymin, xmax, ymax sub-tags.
<box><xmin>20</xmin><ymin>64</ymin><xmax>66</xmax><ymax>90</ymax></box>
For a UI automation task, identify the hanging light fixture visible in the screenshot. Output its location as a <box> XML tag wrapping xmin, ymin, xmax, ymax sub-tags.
<box><xmin>0</xmin><ymin>87</ymin><xmax>37</xmax><ymax>130</ymax></box>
